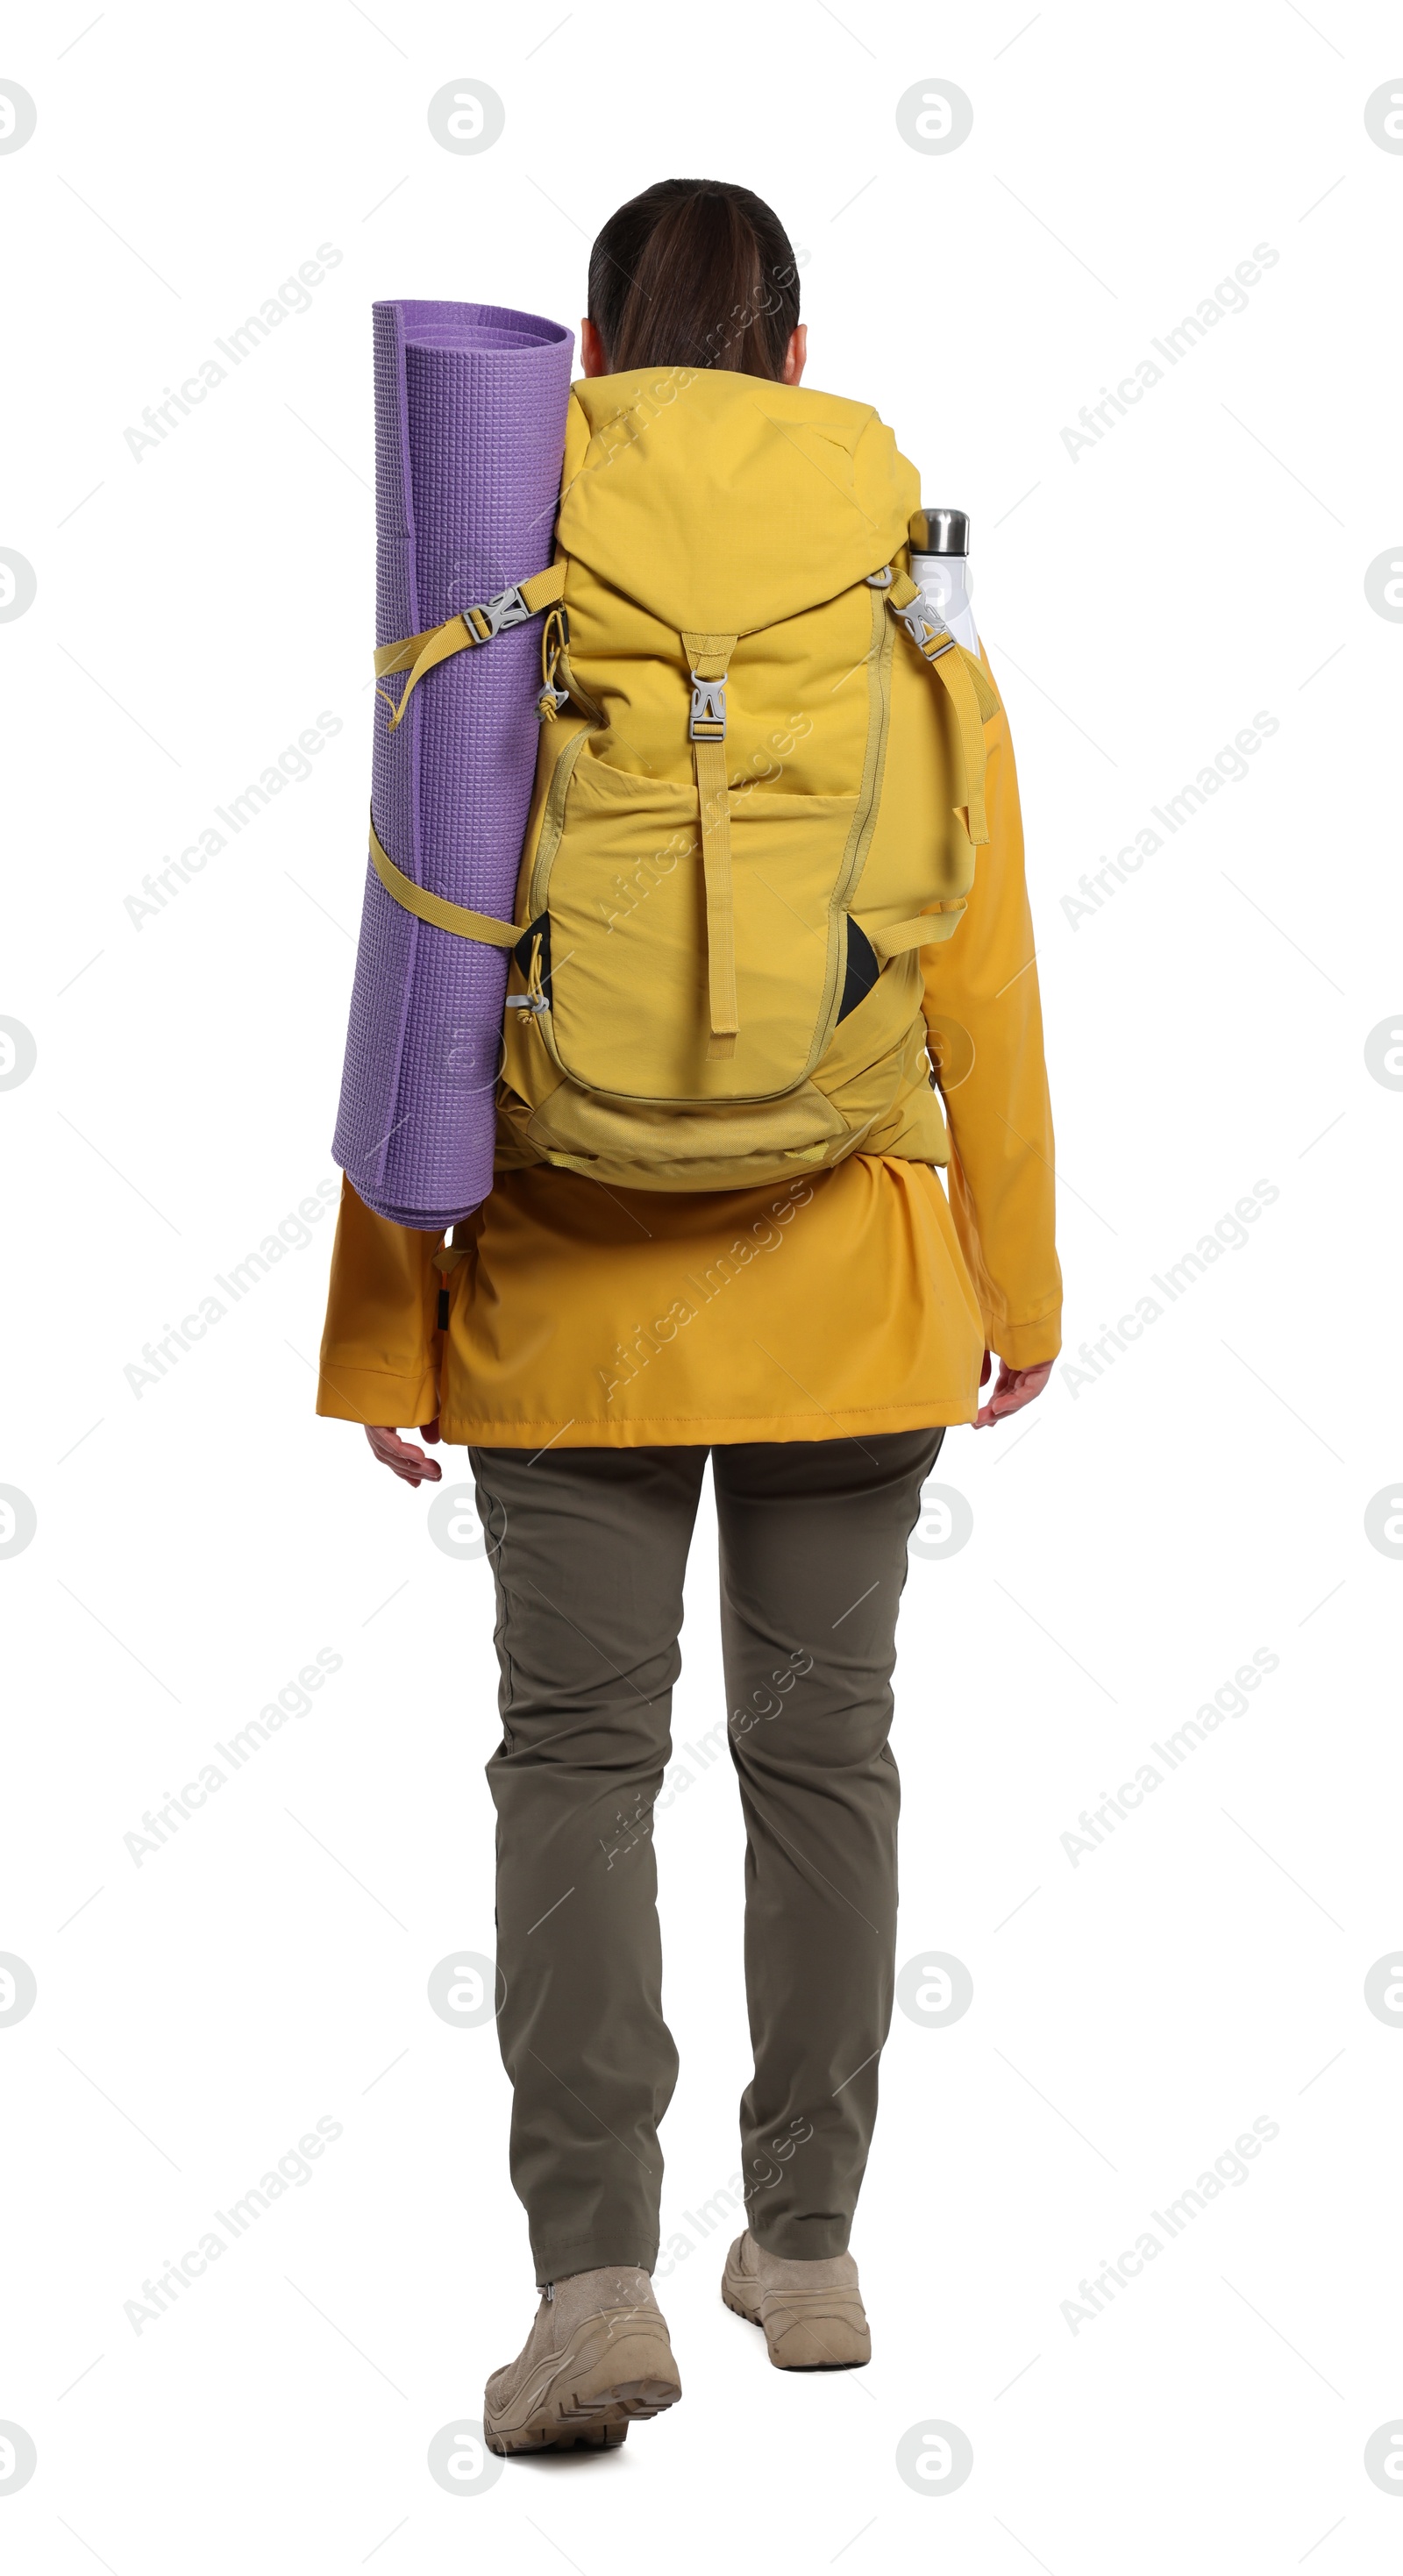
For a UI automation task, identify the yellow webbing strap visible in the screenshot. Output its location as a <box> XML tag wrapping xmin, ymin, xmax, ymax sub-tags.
<box><xmin>368</xmin><ymin>813</ymin><xmax>518</xmax><ymax>948</ymax></box>
<box><xmin>694</xmin><ymin>737</ymin><xmax>737</xmax><ymax>1057</ymax></box>
<box><xmin>681</xmin><ymin>629</ymin><xmax>739</xmax><ymax>1059</ymax></box>
<box><xmin>375</xmin><ymin>563</ymin><xmax>568</xmax><ymax>731</ymax></box>
<box><xmin>866</xmin><ymin>902</ymin><xmax>967</xmax><ymax>964</ymax></box>
<box><xmin>886</xmin><ymin>568</ymin><xmax>996</xmax><ymax>845</ymax></box>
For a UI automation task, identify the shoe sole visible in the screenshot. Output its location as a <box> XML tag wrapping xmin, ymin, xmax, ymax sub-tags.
<box><xmin>484</xmin><ymin>2308</ymin><xmax>682</xmax><ymax>2456</ymax></box>
<box><xmin>722</xmin><ymin>2252</ymin><xmax>872</xmax><ymax>2370</ymax></box>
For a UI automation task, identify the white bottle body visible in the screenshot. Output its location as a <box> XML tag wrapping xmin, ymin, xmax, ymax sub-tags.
<box><xmin>911</xmin><ymin>551</ymin><xmax>979</xmax><ymax>653</ymax></box>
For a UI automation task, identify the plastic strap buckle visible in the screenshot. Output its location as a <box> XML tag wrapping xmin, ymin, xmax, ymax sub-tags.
<box><xmin>865</xmin><ymin>564</ymin><xmax>894</xmax><ymax>588</ymax></box>
<box><xmin>472</xmin><ymin>583</ymin><xmax>531</xmax><ymax>642</ymax></box>
<box><xmin>689</xmin><ymin>672</ymin><xmax>728</xmax><ymax>740</ymax></box>
<box><xmin>900</xmin><ymin>605</ymin><xmax>954</xmax><ymax>658</ymax></box>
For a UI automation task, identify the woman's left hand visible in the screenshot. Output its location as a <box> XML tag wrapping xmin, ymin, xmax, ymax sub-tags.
<box><xmin>974</xmin><ymin>1352</ymin><xmax>1053</xmax><ymax>1428</ymax></box>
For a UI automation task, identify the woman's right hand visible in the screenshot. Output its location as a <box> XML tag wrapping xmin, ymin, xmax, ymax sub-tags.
<box><xmin>366</xmin><ymin>1420</ymin><xmax>443</xmax><ymax>1485</ymax></box>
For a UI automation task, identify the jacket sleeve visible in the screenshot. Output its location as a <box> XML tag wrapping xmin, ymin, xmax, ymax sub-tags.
<box><xmin>921</xmin><ymin>656</ymin><xmax>1062</xmax><ymax>1369</ymax></box>
<box><xmin>316</xmin><ymin>1177</ymin><xmax>443</xmax><ymax>1427</ymax></box>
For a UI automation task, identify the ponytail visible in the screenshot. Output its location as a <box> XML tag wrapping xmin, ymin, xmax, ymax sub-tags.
<box><xmin>588</xmin><ymin>179</ymin><xmax>800</xmax><ymax>379</ymax></box>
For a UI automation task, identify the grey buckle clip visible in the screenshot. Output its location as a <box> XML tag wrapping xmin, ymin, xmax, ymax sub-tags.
<box><xmin>477</xmin><ymin>583</ymin><xmax>531</xmax><ymax>640</ymax></box>
<box><xmin>689</xmin><ymin>672</ymin><xmax>728</xmax><ymax>741</ymax></box>
<box><xmin>503</xmin><ymin>993</ymin><xmax>550</xmax><ymax>1013</ymax></box>
<box><xmin>901</xmin><ymin>606</ymin><xmax>954</xmax><ymax>657</ymax></box>
<box><xmin>538</xmin><ymin>684</ymin><xmax>571</xmax><ymax>721</ymax></box>
<box><xmin>865</xmin><ymin>564</ymin><xmax>894</xmax><ymax>588</ymax></box>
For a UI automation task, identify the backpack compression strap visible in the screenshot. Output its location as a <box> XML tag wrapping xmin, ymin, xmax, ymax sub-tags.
<box><xmin>681</xmin><ymin>629</ymin><xmax>740</xmax><ymax>1061</ymax></box>
<box><xmin>884</xmin><ymin>567</ymin><xmax>1000</xmax><ymax>847</ymax></box>
<box><xmin>849</xmin><ymin>566</ymin><xmax>1004</xmax><ymax>962</ymax></box>
<box><xmin>866</xmin><ymin>900</ymin><xmax>971</xmax><ymax>964</ymax></box>
<box><xmin>374</xmin><ymin>563</ymin><xmax>569</xmax><ymax>731</ymax></box>
<box><xmin>367</xmin><ymin>811</ymin><xmax>519</xmax><ymax>949</ymax></box>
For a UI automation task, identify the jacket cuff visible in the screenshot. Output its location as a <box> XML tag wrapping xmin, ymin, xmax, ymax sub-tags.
<box><xmin>986</xmin><ymin>1313</ymin><xmax>1061</xmax><ymax>1370</ymax></box>
<box><xmin>316</xmin><ymin>1351</ymin><xmax>438</xmax><ymax>1429</ymax></box>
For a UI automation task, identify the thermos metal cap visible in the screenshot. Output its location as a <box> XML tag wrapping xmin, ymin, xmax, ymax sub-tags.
<box><xmin>909</xmin><ymin>507</ymin><xmax>969</xmax><ymax>557</ymax></box>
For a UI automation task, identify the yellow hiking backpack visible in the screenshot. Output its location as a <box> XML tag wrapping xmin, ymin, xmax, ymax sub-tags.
<box><xmin>371</xmin><ymin>366</ymin><xmax>1001</xmax><ymax>1193</ymax></box>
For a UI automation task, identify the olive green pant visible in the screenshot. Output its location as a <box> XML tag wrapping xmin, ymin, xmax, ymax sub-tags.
<box><xmin>468</xmin><ymin>1428</ymin><xmax>944</xmax><ymax>2285</ymax></box>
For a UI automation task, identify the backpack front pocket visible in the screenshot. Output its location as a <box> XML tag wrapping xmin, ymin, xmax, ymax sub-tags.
<box><xmin>535</xmin><ymin>750</ymin><xmax>859</xmax><ymax>1103</ymax></box>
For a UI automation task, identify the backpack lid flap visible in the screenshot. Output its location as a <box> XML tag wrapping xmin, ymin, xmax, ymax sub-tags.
<box><xmin>558</xmin><ymin>369</ymin><xmax>919</xmax><ymax>635</ymax></box>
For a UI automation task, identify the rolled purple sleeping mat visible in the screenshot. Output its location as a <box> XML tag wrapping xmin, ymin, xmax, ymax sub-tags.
<box><xmin>331</xmin><ymin>299</ymin><xmax>573</xmax><ymax>1228</ymax></box>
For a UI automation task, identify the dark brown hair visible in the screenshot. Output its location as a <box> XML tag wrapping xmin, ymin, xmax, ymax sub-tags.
<box><xmin>587</xmin><ymin>179</ymin><xmax>801</xmax><ymax>380</ymax></box>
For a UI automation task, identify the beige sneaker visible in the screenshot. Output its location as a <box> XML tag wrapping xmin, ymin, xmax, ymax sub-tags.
<box><xmin>483</xmin><ymin>2264</ymin><xmax>682</xmax><ymax>2454</ymax></box>
<box><xmin>722</xmin><ymin>2230</ymin><xmax>872</xmax><ymax>2369</ymax></box>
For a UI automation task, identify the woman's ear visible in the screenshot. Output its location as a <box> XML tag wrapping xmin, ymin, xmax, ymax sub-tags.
<box><xmin>580</xmin><ymin>317</ymin><xmax>609</xmax><ymax>377</ymax></box>
<box><xmin>781</xmin><ymin>324</ymin><xmax>808</xmax><ymax>386</ymax></box>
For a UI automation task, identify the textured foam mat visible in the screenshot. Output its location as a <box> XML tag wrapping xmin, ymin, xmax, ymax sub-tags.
<box><xmin>331</xmin><ymin>299</ymin><xmax>573</xmax><ymax>1228</ymax></box>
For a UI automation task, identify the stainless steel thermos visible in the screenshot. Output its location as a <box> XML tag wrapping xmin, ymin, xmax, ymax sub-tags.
<box><xmin>908</xmin><ymin>507</ymin><xmax>978</xmax><ymax>652</ymax></box>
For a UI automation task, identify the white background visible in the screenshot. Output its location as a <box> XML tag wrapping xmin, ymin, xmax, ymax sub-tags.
<box><xmin>3</xmin><ymin>2</ymin><xmax>1401</xmax><ymax>2566</ymax></box>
